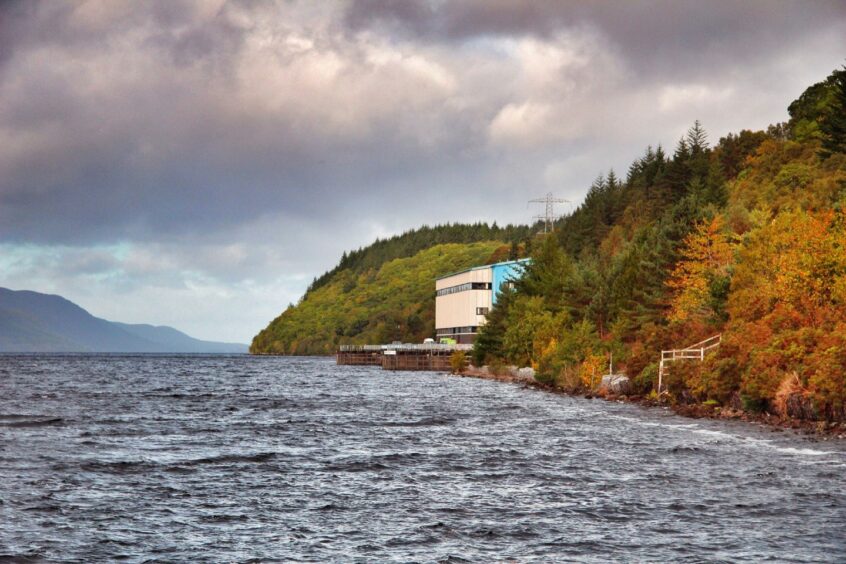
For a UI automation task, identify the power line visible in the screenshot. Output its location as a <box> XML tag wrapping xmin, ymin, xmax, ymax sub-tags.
<box><xmin>528</xmin><ymin>192</ymin><xmax>569</xmax><ymax>234</ymax></box>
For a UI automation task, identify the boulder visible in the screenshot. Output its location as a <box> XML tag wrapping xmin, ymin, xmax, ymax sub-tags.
<box><xmin>508</xmin><ymin>366</ymin><xmax>535</xmax><ymax>381</ymax></box>
<box><xmin>600</xmin><ymin>374</ymin><xmax>631</xmax><ymax>395</ymax></box>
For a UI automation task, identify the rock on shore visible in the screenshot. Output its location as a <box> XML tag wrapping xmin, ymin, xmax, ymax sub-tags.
<box><xmin>599</xmin><ymin>374</ymin><xmax>631</xmax><ymax>395</ymax></box>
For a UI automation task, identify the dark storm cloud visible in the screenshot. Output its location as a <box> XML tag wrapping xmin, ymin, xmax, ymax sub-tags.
<box><xmin>343</xmin><ymin>0</ymin><xmax>846</xmax><ymax>77</ymax></box>
<box><xmin>0</xmin><ymin>0</ymin><xmax>497</xmax><ymax>244</ymax></box>
<box><xmin>1</xmin><ymin>0</ymin><xmax>844</xmax><ymax>246</ymax></box>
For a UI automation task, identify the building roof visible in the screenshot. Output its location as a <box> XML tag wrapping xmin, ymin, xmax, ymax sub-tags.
<box><xmin>435</xmin><ymin>258</ymin><xmax>531</xmax><ymax>281</ymax></box>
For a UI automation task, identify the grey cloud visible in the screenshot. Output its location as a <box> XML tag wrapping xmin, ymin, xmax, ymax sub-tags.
<box><xmin>0</xmin><ymin>0</ymin><xmax>498</xmax><ymax>244</ymax></box>
<box><xmin>3</xmin><ymin>0</ymin><xmax>844</xmax><ymax>247</ymax></box>
<box><xmin>343</xmin><ymin>0</ymin><xmax>846</xmax><ymax>78</ymax></box>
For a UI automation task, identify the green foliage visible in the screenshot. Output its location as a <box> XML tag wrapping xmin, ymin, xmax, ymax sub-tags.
<box><xmin>501</xmin><ymin>296</ymin><xmax>561</xmax><ymax>367</ymax></box>
<box><xmin>819</xmin><ymin>66</ymin><xmax>846</xmax><ymax>159</ymax></box>
<box><xmin>633</xmin><ymin>362</ymin><xmax>659</xmax><ymax>395</ymax></box>
<box><xmin>472</xmin><ymin>285</ymin><xmax>514</xmax><ymax>366</ymax></box>
<box><xmin>307</xmin><ymin>222</ymin><xmax>532</xmax><ymax>294</ymax></box>
<box><xmin>536</xmin><ymin>319</ymin><xmax>602</xmax><ymax>389</ymax></box>
<box><xmin>251</xmin><ymin>241</ymin><xmax>502</xmax><ymax>354</ymax></box>
<box><xmin>788</xmin><ymin>73</ymin><xmax>837</xmax><ymax>142</ymax></box>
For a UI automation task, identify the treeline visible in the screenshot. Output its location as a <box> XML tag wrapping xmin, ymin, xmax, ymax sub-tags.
<box><xmin>307</xmin><ymin>222</ymin><xmax>534</xmax><ymax>294</ymax></box>
<box><xmin>252</xmin><ymin>242</ymin><xmax>504</xmax><ymax>354</ymax></box>
<box><xmin>475</xmin><ymin>66</ymin><xmax>846</xmax><ymax>421</ymax></box>
<box><xmin>253</xmin><ymin>205</ymin><xmax>534</xmax><ymax>356</ymax></box>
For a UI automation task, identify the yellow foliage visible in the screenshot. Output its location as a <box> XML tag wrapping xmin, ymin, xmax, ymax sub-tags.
<box><xmin>579</xmin><ymin>353</ymin><xmax>606</xmax><ymax>390</ymax></box>
<box><xmin>667</xmin><ymin>216</ymin><xmax>734</xmax><ymax>323</ymax></box>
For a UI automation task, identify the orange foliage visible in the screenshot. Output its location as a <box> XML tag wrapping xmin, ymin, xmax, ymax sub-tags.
<box><xmin>724</xmin><ymin>209</ymin><xmax>846</xmax><ymax>414</ymax></box>
<box><xmin>667</xmin><ymin>216</ymin><xmax>733</xmax><ymax>323</ymax></box>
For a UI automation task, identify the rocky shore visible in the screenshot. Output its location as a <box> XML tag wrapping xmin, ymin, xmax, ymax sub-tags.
<box><xmin>455</xmin><ymin>366</ymin><xmax>846</xmax><ymax>441</ymax></box>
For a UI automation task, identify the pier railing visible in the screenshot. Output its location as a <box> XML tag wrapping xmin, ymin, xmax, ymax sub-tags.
<box><xmin>338</xmin><ymin>343</ymin><xmax>473</xmax><ymax>353</ymax></box>
<box><xmin>337</xmin><ymin>342</ymin><xmax>473</xmax><ymax>370</ymax></box>
<box><xmin>658</xmin><ymin>334</ymin><xmax>721</xmax><ymax>393</ymax></box>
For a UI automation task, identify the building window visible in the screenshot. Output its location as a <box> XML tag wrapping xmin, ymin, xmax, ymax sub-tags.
<box><xmin>436</xmin><ymin>281</ymin><xmax>492</xmax><ymax>297</ymax></box>
<box><xmin>476</xmin><ymin>307</ymin><xmax>489</xmax><ymax>316</ymax></box>
<box><xmin>436</xmin><ymin>326</ymin><xmax>479</xmax><ymax>335</ymax></box>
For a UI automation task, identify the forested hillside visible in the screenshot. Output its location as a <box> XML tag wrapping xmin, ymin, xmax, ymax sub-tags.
<box><xmin>306</xmin><ymin>223</ymin><xmax>532</xmax><ymax>293</ymax></box>
<box><xmin>251</xmin><ymin>239</ymin><xmax>515</xmax><ymax>354</ymax></box>
<box><xmin>475</xmin><ymin>66</ymin><xmax>846</xmax><ymax>421</ymax></box>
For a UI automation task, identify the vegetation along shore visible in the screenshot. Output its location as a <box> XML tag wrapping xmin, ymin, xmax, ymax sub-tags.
<box><xmin>453</xmin><ymin>363</ymin><xmax>846</xmax><ymax>440</ymax></box>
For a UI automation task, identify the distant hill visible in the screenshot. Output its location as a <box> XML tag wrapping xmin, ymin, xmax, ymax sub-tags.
<box><xmin>252</xmin><ymin>240</ymin><xmax>514</xmax><ymax>355</ymax></box>
<box><xmin>251</xmin><ymin>222</ymin><xmax>533</xmax><ymax>355</ymax></box>
<box><xmin>0</xmin><ymin>288</ymin><xmax>247</xmax><ymax>353</ymax></box>
<box><xmin>306</xmin><ymin>222</ymin><xmax>532</xmax><ymax>293</ymax></box>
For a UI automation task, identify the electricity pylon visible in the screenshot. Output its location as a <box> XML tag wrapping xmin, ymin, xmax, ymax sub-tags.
<box><xmin>529</xmin><ymin>192</ymin><xmax>569</xmax><ymax>234</ymax></box>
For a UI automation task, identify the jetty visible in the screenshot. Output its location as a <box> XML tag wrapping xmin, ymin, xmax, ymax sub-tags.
<box><xmin>337</xmin><ymin>343</ymin><xmax>471</xmax><ymax>371</ymax></box>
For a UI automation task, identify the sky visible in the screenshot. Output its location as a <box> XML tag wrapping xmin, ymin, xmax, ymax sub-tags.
<box><xmin>1</xmin><ymin>0</ymin><xmax>845</xmax><ymax>343</ymax></box>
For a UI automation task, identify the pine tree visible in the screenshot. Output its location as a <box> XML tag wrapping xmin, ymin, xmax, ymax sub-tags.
<box><xmin>660</xmin><ymin>137</ymin><xmax>691</xmax><ymax>201</ymax></box>
<box><xmin>686</xmin><ymin>120</ymin><xmax>709</xmax><ymax>154</ymax></box>
<box><xmin>508</xmin><ymin>241</ymin><xmax>519</xmax><ymax>260</ymax></box>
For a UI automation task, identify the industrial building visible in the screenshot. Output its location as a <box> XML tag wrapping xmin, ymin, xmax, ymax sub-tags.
<box><xmin>435</xmin><ymin>259</ymin><xmax>529</xmax><ymax>344</ymax></box>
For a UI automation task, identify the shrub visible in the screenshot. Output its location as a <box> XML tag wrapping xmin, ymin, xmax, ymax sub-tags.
<box><xmin>740</xmin><ymin>394</ymin><xmax>768</xmax><ymax>413</ymax></box>
<box><xmin>450</xmin><ymin>350</ymin><xmax>468</xmax><ymax>374</ymax></box>
<box><xmin>700</xmin><ymin>356</ymin><xmax>742</xmax><ymax>404</ymax></box>
<box><xmin>634</xmin><ymin>362</ymin><xmax>659</xmax><ymax>395</ymax></box>
<box><xmin>488</xmin><ymin>357</ymin><xmax>508</xmax><ymax>376</ymax></box>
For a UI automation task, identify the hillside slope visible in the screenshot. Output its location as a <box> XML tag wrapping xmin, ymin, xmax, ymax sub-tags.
<box><xmin>251</xmin><ymin>241</ymin><xmax>504</xmax><ymax>355</ymax></box>
<box><xmin>0</xmin><ymin>288</ymin><xmax>247</xmax><ymax>353</ymax></box>
<box><xmin>473</xmin><ymin>66</ymin><xmax>846</xmax><ymax>420</ymax></box>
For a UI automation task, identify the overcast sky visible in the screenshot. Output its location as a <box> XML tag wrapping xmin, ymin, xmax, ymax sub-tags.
<box><xmin>1</xmin><ymin>0</ymin><xmax>845</xmax><ymax>343</ymax></box>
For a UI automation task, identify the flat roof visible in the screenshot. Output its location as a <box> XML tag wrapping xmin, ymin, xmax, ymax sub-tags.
<box><xmin>435</xmin><ymin>258</ymin><xmax>530</xmax><ymax>281</ymax></box>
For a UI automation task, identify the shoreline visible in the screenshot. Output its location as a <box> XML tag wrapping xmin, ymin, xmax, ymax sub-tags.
<box><xmin>454</xmin><ymin>367</ymin><xmax>846</xmax><ymax>441</ymax></box>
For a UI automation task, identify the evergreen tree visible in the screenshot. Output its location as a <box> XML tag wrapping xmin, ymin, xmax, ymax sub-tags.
<box><xmin>473</xmin><ymin>286</ymin><xmax>515</xmax><ymax>365</ymax></box>
<box><xmin>508</xmin><ymin>240</ymin><xmax>519</xmax><ymax>260</ymax></box>
<box><xmin>687</xmin><ymin>120</ymin><xmax>709</xmax><ymax>153</ymax></box>
<box><xmin>820</xmin><ymin>66</ymin><xmax>846</xmax><ymax>158</ymax></box>
<box><xmin>660</xmin><ymin>137</ymin><xmax>692</xmax><ymax>201</ymax></box>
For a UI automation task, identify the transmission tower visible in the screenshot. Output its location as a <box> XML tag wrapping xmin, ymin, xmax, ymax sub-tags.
<box><xmin>529</xmin><ymin>192</ymin><xmax>569</xmax><ymax>234</ymax></box>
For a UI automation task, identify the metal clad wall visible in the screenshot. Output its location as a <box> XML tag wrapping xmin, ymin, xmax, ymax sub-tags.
<box><xmin>435</xmin><ymin>267</ymin><xmax>491</xmax><ymax>291</ymax></box>
<box><xmin>435</xmin><ymin>268</ymin><xmax>492</xmax><ymax>330</ymax></box>
<box><xmin>491</xmin><ymin>259</ymin><xmax>529</xmax><ymax>305</ymax></box>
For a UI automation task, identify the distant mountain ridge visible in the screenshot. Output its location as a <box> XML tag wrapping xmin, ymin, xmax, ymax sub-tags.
<box><xmin>0</xmin><ymin>288</ymin><xmax>247</xmax><ymax>353</ymax></box>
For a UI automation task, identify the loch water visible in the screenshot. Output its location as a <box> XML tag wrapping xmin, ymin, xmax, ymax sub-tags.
<box><xmin>1</xmin><ymin>355</ymin><xmax>845</xmax><ymax>562</ymax></box>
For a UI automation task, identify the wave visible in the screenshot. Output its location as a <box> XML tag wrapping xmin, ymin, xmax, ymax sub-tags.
<box><xmin>381</xmin><ymin>417</ymin><xmax>456</xmax><ymax>427</ymax></box>
<box><xmin>189</xmin><ymin>452</ymin><xmax>278</xmax><ymax>465</ymax></box>
<box><xmin>0</xmin><ymin>415</ymin><xmax>64</xmax><ymax>427</ymax></box>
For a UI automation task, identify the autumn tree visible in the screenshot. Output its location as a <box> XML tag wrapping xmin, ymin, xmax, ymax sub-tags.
<box><xmin>667</xmin><ymin>216</ymin><xmax>733</xmax><ymax>324</ymax></box>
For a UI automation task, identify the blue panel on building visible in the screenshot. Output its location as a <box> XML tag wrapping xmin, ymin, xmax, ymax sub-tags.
<box><xmin>490</xmin><ymin>259</ymin><xmax>530</xmax><ymax>305</ymax></box>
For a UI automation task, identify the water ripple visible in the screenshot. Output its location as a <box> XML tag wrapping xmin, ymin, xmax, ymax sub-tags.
<box><xmin>1</xmin><ymin>354</ymin><xmax>845</xmax><ymax>562</ymax></box>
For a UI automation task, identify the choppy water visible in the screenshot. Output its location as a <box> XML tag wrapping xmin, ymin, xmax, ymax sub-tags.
<box><xmin>1</xmin><ymin>355</ymin><xmax>845</xmax><ymax>562</ymax></box>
